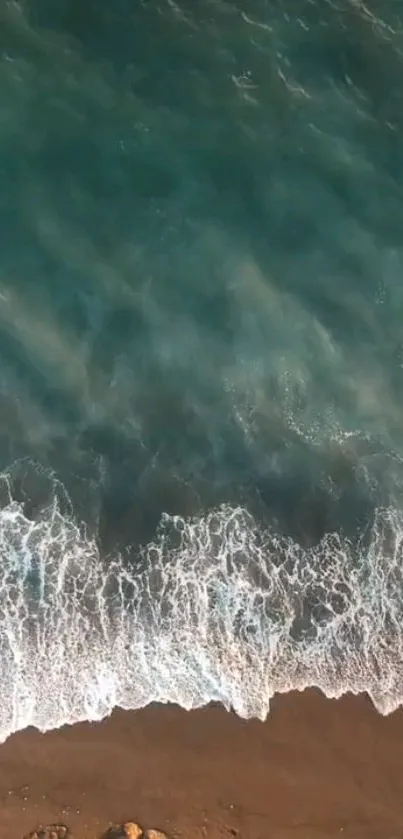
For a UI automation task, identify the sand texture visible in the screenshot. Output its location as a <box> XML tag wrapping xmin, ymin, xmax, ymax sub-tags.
<box><xmin>2</xmin><ymin>691</ymin><xmax>403</xmax><ymax>839</ymax></box>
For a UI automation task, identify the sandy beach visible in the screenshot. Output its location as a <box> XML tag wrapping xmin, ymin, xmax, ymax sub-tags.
<box><xmin>0</xmin><ymin>690</ymin><xmax>402</xmax><ymax>839</ymax></box>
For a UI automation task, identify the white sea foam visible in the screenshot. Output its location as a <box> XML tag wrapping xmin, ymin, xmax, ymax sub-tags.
<box><xmin>0</xmin><ymin>468</ymin><xmax>401</xmax><ymax>742</ymax></box>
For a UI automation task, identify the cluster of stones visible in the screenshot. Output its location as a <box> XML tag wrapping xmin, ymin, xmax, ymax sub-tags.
<box><xmin>104</xmin><ymin>824</ymin><xmax>167</xmax><ymax>839</ymax></box>
<box><xmin>24</xmin><ymin>828</ymin><xmax>69</xmax><ymax>839</ymax></box>
<box><xmin>24</xmin><ymin>822</ymin><xmax>168</xmax><ymax>839</ymax></box>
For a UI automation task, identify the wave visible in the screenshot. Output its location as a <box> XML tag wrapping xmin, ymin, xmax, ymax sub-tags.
<box><xmin>0</xmin><ymin>0</ymin><xmax>403</xmax><ymax>744</ymax></box>
<box><xmin>0</xmin><ymin>464</ymin><xmax>401</xmax><ymax>743</ymax></box>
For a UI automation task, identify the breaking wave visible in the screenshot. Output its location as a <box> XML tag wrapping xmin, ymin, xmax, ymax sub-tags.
<box><xmin>0</xmin><ymin>465</ymin><xmax>401</xmax><ymax>743</ymax></box>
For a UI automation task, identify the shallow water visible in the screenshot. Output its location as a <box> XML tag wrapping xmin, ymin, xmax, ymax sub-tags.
<box><xmin>0</xmin><ymin>0</ymin><xmax>402</xmax><ymax>740</ymax></box>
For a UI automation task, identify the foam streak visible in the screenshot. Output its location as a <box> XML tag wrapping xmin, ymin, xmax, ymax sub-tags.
<box><xmin>0</xmin><ymin>479</ymin><xmax>401</xmax><ymax>742</ymax></box>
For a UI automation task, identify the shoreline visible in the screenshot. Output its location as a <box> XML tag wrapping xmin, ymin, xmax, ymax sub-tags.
<box><xmin>1</xmin><ymin>690</ymin><xmax>402</xmax><ymax>839</ymax></box>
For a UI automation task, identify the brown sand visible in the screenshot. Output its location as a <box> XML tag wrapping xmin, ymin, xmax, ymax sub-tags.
<box><xmin>0</xmin><ymin>691</ymin><xmax>402</xmax><ymax>839</ymax></box>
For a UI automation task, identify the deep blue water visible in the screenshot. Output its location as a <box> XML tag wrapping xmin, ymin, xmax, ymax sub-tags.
<box><xmin>0</xmin><ymin>0</ymin><xmax>402</xmax><ymax>739</ymax></box>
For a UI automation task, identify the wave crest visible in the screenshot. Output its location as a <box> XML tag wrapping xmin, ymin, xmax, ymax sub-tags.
<box><xmin>0</xmin><ymin>470</ymin><xmax>401</xmax><ymax>742</ymax></box>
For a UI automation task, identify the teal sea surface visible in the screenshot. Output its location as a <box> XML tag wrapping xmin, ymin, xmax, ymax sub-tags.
<box><xmin>0</xmin><ymin>0</ymin><xmax>402</xmax><ymax>739</ymax></box>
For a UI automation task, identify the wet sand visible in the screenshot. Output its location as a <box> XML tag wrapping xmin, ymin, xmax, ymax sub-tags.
<box><xmin>1</xmin><ymin>690</ymin><xmax>402</xmax><ymax>839</ymax></box>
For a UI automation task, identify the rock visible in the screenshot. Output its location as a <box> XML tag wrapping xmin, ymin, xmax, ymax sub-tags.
<box><xmin>101</xmin><ymin>823</ymin><xmax>143</xmax><ymax>839</ymax></box>
<box><xmin>24</xmin><ymin>826</ymin><xmax>70</xmax><ymax>839</ymax></box>
<box><xmin>123</xmin><ymin>824</ymin><xmax>143</xmax><ymax>839</ymax></box>
<box><xmin>143</xmin><ymin>831</ymin><xmax>169</xmax><ymax>839</ymax></box>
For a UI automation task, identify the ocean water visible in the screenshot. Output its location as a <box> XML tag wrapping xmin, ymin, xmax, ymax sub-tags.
<box><xmin>0</xmin><ymin>0</ymin><xmax>402</xmax><ymax>741</ymax></box>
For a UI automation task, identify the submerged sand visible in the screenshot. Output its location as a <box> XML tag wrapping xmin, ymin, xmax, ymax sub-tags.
<box><xmin>0</xmin><ymin>690</ymin><xmax>402</xmax><ymax>839</ymax></box>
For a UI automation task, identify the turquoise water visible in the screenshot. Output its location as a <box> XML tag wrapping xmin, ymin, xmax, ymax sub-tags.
<box><xmin>0</xmin><ymin>0</ymin><xmax>402</xmax><ymax>739</ymax></box>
